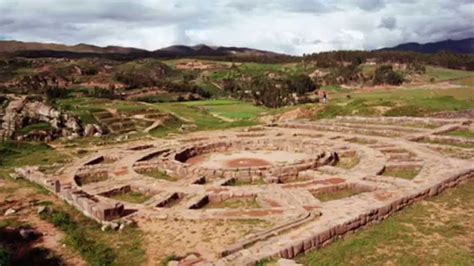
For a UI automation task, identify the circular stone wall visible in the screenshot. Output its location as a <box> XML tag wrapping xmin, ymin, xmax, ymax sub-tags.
<box><xmin>186</xmin><ymin>150</ymin><xmax>312</xmax><ymax>169</ymax></box>
<box><xmin>144</xmin><ymin>139</ymin><xmax>338</xmax><ymax>183</ymax></box>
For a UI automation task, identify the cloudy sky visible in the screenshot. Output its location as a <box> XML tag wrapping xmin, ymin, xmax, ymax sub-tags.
<box><xmin>0</xmin><ymin>0</ymin><xmax>472</xmax><ymax>55</ymax></box>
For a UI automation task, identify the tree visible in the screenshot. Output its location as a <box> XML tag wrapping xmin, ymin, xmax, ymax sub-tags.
<box><xmin>286</xmin><ymin>74</ymin><xmax>317</xmax><ymax>95</ymax></box>
<box><xmin>373</xmin><ymin>65</ymin><xmax>404</xmax><ymax>85</ymax></box>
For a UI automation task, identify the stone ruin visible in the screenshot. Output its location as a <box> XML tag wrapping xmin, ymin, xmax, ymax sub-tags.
<box><xmin>15</xmin><ymin>115</ymin><xmax>474</xmax><ymax>265</ymax></box>
<box><xmin>0</xmin><ymin>95</ymin><xmax>103</xmax><ymax>141</ymax></box>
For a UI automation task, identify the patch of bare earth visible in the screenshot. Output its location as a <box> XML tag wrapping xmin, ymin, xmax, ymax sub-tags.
<box><xmin>225</xmin><ymin>158</ymin><xmax>271</xmax><ymax>167</ymax></box>
<box><xmin>137</xmin><ymin>218</ymin><xmax>272</xmax><ymax>264</ymax></box>
<box><xmin>0</xmin><ymin>177</ymin><xmax>85</xmax><ymax>265</ymax></box>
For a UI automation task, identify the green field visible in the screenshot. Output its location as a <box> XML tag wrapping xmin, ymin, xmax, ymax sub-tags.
<box><xmin>425</xmin><ymin>66</ymin><xmax>474</xmax><ymax>82</ymax></box>
<box><xmin>148</xmin><ymin>99</ymin><xmax>263</xmax><ymax>137</ymax></box>
<box><xmin>182</xmin><ymin>99</ymin><xmax>266</xmax><ymax>119</ymax></box>
<box><xmin>0</xmin><ymin>141</ymin><xmax>68</xmax><ymax>167</ymax></box>
<box><xmin>317</xmin><ymin>86</ymin><xmax>474</xmax><ymax>119</ymax></box>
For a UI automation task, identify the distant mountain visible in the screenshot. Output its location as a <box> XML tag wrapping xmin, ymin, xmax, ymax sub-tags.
<box><xmin>0</xmin><ymin>40</ymin><xmax>282</xmax><ymax>59</ymax></box>
<box><xmin>380</xmin><ymin>38</ymin><xmax>474</xmax><ymax>54</ymax></box>
<box><xmin>0</xmin><ymin>40</ymin><xmax>146</xmax><ymax>54</ymax></box>
<box><xmin>154</xmin><ymin>44</ymin><xmax>280</xmax><ymax>57</ymax></box>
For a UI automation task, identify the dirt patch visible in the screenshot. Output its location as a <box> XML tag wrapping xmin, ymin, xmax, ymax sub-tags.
<box><xmin>186</xmin><ymin>153</ymin><xmax>210</xmax><ymax>166</ymax></box>
<box><xmin>138</xmin><ymin>218</ymin><xmax>272</xmax><ymax>264</ymax></box>
<box><xmin>186</xmin><ymin>150</ymin><xmax>310</xmax><ymax>169</ymax></box>
<box><xmin>224</xmin><ymin>158</ymin><xmax>271</xmax><ymax>168</ymax></box>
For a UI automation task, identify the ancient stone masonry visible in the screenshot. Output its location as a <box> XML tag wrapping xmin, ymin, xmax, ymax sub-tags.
<box><xmin>15</xmin><ymin>116</ymin><xmax>474</xmax><ymax>265</ymax></box>
<box><xmin>0</xmin><ymin>95</ymin><xmax>102</xmax><ymax>141</ymax></box>
<box><xmin>15</xmin><ymin>167</ymin><xmax>124</xmax><ymax>222</ymax></box>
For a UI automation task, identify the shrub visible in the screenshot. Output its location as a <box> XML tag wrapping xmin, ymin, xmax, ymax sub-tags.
<box><xmin>373</xmin><ymin>65</ymin><xmax>404</xmax><ymax>85</ymax></box>
<box><xmin>0</xmin><ymin>246</ymin><xmax>11</xmax><ymax>266</ymax></box>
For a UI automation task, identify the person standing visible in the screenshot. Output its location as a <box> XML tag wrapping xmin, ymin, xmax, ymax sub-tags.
<box><xmin>322</xmin><ymin>91</ymin><xmax>328</xmax><ymax>104</ymax></box>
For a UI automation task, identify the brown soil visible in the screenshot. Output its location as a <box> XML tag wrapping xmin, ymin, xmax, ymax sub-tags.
<box><xmin>0</xmin><ymin>177</ymin><xmax>85</xmax><ymax>265</ymax></box>
<box><xmin>138</xmin><ymin>218</ymin><xmax>273</xmax><ymax>264</ymax></box>
<box><xmin>186</xmin><ymin>154</ymin><xmax>209</xmax><ymax>165</ymax></box>
<box><xmin>224</xmin><ymin>158</ymin><xmax>271</xmax><ymax>168</ymax></box>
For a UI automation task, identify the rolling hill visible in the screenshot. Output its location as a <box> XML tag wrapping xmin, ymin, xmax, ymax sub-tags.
<box><xmin>380</xmin><ymin>38</ymin><xmax>474</xmax><ymax>54</ymax></box>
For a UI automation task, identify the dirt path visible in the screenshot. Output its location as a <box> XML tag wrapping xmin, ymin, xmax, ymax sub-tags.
<box><xmin>210</xmin><ymin>112</ymin><xmax>235</xmax><ymax>122</ymax></box>
<box><xmin>0</xmin><ymin>178</ymin><xmax>85</xmax><ymax>266</ymax></box>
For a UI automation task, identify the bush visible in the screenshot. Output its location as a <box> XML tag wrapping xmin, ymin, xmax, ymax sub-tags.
<box><xmin>46</xmin><ymin>87</ymin><xmax>70</xmax><ymax>100</ymax></box>
<box><xmin>373</xmin><ymin>65</ymin><xmax>404</xmax><ymax>85</ymax></box>
<box><xmin>0</xmin><ymin>246</ymin><xmax>11</xmax><ymax>266</ymax></box>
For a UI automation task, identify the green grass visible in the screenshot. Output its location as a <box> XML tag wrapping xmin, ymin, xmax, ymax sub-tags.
<box><xmin>313</xmin><ymin>187</ymin><xmax>364</xmax><ymax>202</ymax></box>
<box><xmin>238</xmin><ymin>62</ymin><xmax>285</xmax><ymax>76</ymax></box>
<box><xmin>298</xmin><ymin>178</ymin><xmax>474</xmax><ymax>266</ymax></box>
<box><xmin>17</xmin><ymin>122</ymin><xmax>53</xmax><ymax>134</ymax></box>
<box><xmin>204</xmin><ymin>197</ymin><xmax>260</xmax><ymax>209</ymax></box>
<box><xmin>361</xmin><ymin>65</ymin><xmax>377</xmax><ymax>76</ymax></box>
<box><xmin>336</xmin><ymin>156</ymin><xmax>360</xmax><ymax>169</ymax></box>
<box><xmin>110</xmin><ymin>191</ymin><xmax>151</xmax><ymax>204</ymax></box>
<box><xmin>0</xmin><ymin>141</ymin><xmax>68</xmax><ymax>167</ymax></box>
<box><xmin>0</xmin><ymin>169</ymin><xmax>145</xmax><ymax>266</ymax></box>
<box><xmin>454</xmin><ymin>76</ymin><xmax>474</xmax><ymax>87</ymax></box>
<box><xmin>142</xmin><ymin>170</ymin><xmax>179</xmax><ymax>181</ymax></box>
<box><xmin>382</xmin><ymin>169</ymin><xmax>419</xmax><ymax>180</ymax></box>
<box><xmin>444</xmin><ymin>129</ymin><xmax>474</xmax><ymax>139</ymax></box>
<box><xmin>183</xmin><ymin>99</ymin><xmax>266</xmax><ymax>119</ymax></box>
<box><xmin>425</xmin><ymin>66</ymin><xmax>474</xmax><ymax>82</ymax></box>
<box><xmin>152</xmin><ymin>101</ymin><xmax>258</xmax><ymax>132</ymax></box>
<box><xmin>148</xmin><ymin>119</ymin><xmax>184</xmax><ymax>138</ymax></box>
<box><xmin>54</xmin><ymin>97</ymin><xmax>149</xmax><ymax>124</ymax></box>
<box><xmin>317</xmin><ymin>87</ymin><xmax>474</xmax><ymax>119</ymax></box>
<box><xmin>321</xmin><ymin>85</ymin><xmax>351</xmax><ymax>93</ymax></box>
<box><xmin>316</xmin><ymin>98</ymin><xmax>381</xmax><ymax>119</ymax></box>
<box><xmin>230</xmin><ymin>178</ymin><xmax>267</xmax><ymax>186</ymax></box>
<box><xmin>54</xmin><ymin>97</ymin><xmax>105</xmax><ymax>124</ymax></box>
<box><xmin>39</xmin><ymin>207</ymin><xmax>145</xmax><ymax>266</ymax></box>
<box><xmin>14</xmin><ymin>67</ymin><xmax>35</xmax><ymax>77</ymax></box>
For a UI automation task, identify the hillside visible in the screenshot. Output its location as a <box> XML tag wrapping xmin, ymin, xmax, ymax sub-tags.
<box><xmin>380</xmin><ymin>38</ymin><xmax>474</xmax><ymax>54</ymax></box>
<box><xmin>0</xmin><ymin>40</ymin><xmax>282</xmax><ymax>60</ymax></box>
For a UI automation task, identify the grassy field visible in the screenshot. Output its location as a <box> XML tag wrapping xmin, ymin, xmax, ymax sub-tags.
<box><xmin>316</xmin><ymin>86</ymin><xmax>474</xmax><ymax>119</ymax></box>
<box><xmin>149</xmin><ymin>100</ymin><xmax>261</xmax><ymax>136</ymax></box>
<box><xmin>0</xmin><ymin>141</ymin><xmax>69</xmax><ymax>167</ymax></box>
<box><xmin>297</xmin><ymin>178</ymin><xmax>474</xmax><ymax>266</ymax></box>
<box><xmin>444</xmin><ymin>129</ymin><xmax>474</xmax><ymax>139</ymax></box>
<box><xmin>55</xmin><ymin>97</ymin><xmax>149</xmax><ymax>123</ymax></box>
<box><xmin>424</xmin><ymin>66</ymin><xmax>474</xmax><ymax>82</ymax></box>
<box><xmin>182</xmin><ymin>99</ymin><xmax>266</xmax><ymax>120</ymax></box>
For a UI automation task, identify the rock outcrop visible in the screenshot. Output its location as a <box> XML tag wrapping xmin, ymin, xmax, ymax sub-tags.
<box><xmin>0</xmin><ymin>95</ymin><xmax>102</xmax><ymax>141</ymax></box>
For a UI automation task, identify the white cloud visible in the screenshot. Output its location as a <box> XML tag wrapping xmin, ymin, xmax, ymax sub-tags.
<box><xmin>0</xmin><ymin>0</ymin><xmax>471</xmax><ymax>55</ymax></box>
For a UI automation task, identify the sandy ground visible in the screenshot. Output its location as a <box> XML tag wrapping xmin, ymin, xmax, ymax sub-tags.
<box><xmin>138</xmin><ymin>218</ymin><xmax>273</xmax><ymax>264</ymax></box>
<box><xmin>186</xmin><ymin>150</ymin><xmax>311</xmax><ymax>169</ymax></box>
